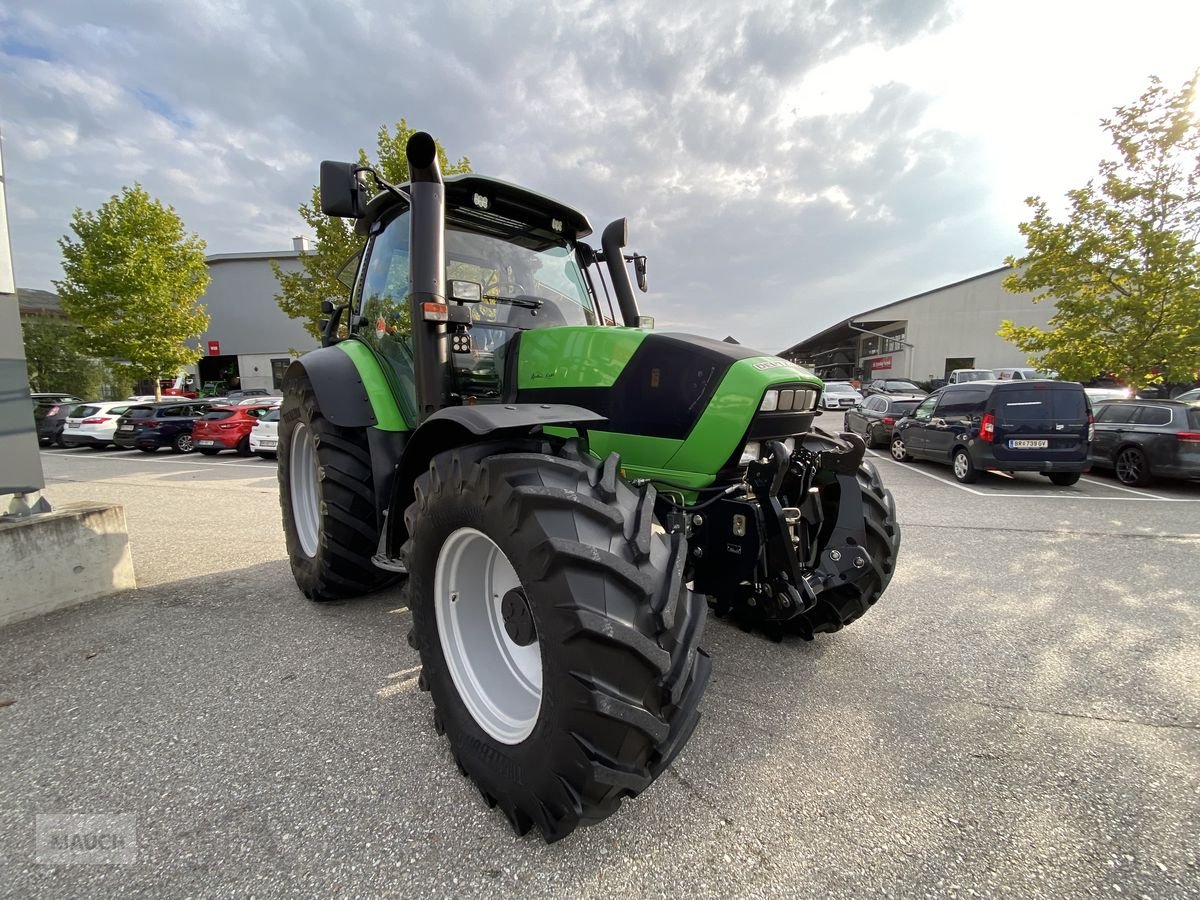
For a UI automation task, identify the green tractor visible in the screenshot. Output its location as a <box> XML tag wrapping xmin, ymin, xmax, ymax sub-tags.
<box><xmin>278</xmin><ymin>132</ymin><xmax>900</xmax><ymax>842</ymax></box>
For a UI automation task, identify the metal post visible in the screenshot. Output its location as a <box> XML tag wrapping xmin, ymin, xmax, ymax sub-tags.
<box><xmin>0</xmin><ymin>124</ymin><xmax>51</xmax><ymax>515</ymax></box>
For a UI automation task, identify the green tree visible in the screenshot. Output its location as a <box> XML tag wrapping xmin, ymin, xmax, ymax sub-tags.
<box><xmin>54</xmin><ymin>185</ymin><xmax>211</xmax><ymax>400</ymax></box>
<box><xmin>20</xmin><ymin>316</ymin><xmax>104</xmax><ymax>397</ymax></box>
<box><xmin>1000</xmin><ymin>73</ymin><xmax>1200</xmax><ymax>390</ymax></box>
<box><xmin>273</xmin><ymin>120</ymin><xmax>470</xmax><ymax>339</ymax></box>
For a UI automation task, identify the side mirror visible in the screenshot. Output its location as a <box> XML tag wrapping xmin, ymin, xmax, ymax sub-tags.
<box><xmin>320</xmin><ymin>299</ymin><xmax>336</xmax><ymax>315</ymax></box>
<box><xmin>633</xmin><ymin>255</ymin><xmax>648</xmax><ymax>292</ymax></box>
<box><xmin>320</xmin><ymin>160</ymin><xmax>367</xmax><ymax>218</ymax></box>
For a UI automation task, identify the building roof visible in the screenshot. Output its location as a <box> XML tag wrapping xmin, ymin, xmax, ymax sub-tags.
<box><xmin>16</xmin><ymin>287</ymin><xmax>64</xmax><ymax>316</ymax></box>
<box><xmin>205</xmin><ymin>250</ymin><xmax>305</xmax><ymax>263</ymax></box>
<box><xmin>779</xmin><ymin>266</ymin><xmax>1009</xmax><ymax>358</ymax></box>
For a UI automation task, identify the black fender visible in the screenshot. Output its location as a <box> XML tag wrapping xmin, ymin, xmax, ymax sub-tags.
<box><xmin>383</xmin><ymin>404</ymin><xmax>607</xmax><ymax>558</ymax></box>
<box><xmin>283</xmin><ymin>348</ymin><xmax>376</xmax><ymax>428</ymax></box>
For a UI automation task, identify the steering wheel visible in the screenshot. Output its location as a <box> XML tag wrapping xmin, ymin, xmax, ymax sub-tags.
<box><xmin>489</xmin><ymin>279</ymin><xmax>527</xmax><ymax>298</ymax></box>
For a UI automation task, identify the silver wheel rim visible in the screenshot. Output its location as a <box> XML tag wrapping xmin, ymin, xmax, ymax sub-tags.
<box><xmin>891</xmin><ymin>437</ymin><xmax>905</xmax><ymax>460</ymax></box>
<box><xmin>177</xmin><ymin>434</ymin><xmax>193</xmax><ymax>452</ymax></box>
<box><xmin>434</xmin><ymin>527</ymin><xmax>542</xmax><ymax>745</ymax></box>
<box><xmin>290</xmin><ymin>421</ymin><xmax>321</xmax><ymax>558</ymax></box>
<box><xmin>954</xmin><ymin>452</ymin><xmax>969</xmax><ymax>479</ymax></box>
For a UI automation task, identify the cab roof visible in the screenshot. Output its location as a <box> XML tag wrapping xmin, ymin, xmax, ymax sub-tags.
<box><xmin>355</xmin><ymin>174</ymin><xmax>593</xmax><ymax>242</ymax></box>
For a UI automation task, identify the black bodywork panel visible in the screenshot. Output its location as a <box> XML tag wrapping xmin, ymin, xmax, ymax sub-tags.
<box><xmin>513</xmin><ymin>332</ymin><xmax>765</xmax><ymax>440</ymax></box>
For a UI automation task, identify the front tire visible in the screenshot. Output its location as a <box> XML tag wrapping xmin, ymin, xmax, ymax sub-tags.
<box><xmin>173</xmin><ymin>433</ymin><xmax>195</xmax><ymax>453</ymax></box>
<box><xmin>404</xmin><ymin>444</ymin><xmax>711</xmax><ymax>842</ymax></box>
<box><xmin>278</xmin><ymin>370</ymin><xmax>398</xmax><ymax>601</ymax></box>
<box><xmin>890</xmin><ymin>435</ymin><xmax>911</xmax><ymax>461</ymax></box>
<box><xmin>1115</xmin><ymin>446</ymin><xmax>1152</xmax><ymax>487</ymax></box>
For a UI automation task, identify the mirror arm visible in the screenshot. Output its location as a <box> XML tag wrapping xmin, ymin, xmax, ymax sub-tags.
<box><xmin>321</xmin><ymin>303</ymin><xmax>349</xmax><ymax>348</ymax></box>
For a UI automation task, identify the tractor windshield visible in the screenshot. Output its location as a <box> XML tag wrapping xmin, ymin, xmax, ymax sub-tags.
<box><xmin>355</xmin><ymin>210</ymin><xmax>595</xmax><ymax>409</ymax></box>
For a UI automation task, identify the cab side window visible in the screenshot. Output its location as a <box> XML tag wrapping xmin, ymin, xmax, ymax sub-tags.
<box><xmin>1096</xmin><ymin>403</ymin><xmax>1137</xmax><ymax>424</ymax></box>
<box><xmin>935</xmin><ymin>389</ymin><xmax>986</xmax><ymax>421</ymax></box>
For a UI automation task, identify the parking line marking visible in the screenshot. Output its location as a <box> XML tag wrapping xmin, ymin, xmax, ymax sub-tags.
<box><xmin>865</xmin><ymin>451</ymin><xmax>1200</xmax><ymax>501</ymax></box>
<box><xmin>1080</xmin><ymin>477</ymin><xmax>1163</xmax><ymax>499</ymax></box>
<box><xmin>40</xmin><ymin>451</ymin><xmax>273</xmax><ymax>472</ymax></box>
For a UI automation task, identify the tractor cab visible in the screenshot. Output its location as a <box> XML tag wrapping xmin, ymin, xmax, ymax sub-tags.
<box><xmin>321</xmin><ymin>163</ymin><xmax>645</xmax><ymax>419</ymax></box>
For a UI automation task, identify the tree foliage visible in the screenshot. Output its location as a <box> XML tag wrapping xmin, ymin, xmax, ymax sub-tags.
<box><xmin>273</xmin><ymin>120</ymin><xmax>471</xmax><ymax>339</ymax></box>
<box><xmin>21</xmin><ymin>316</ymin><xmax>104</xmax><ymax>397</ymax></box>
<box><xmin>54</xmin><ymin>185</ymin><xmax>211</xmax><ymax>400</ymax></box>
<box><xmin>1000</xmin><ymin>73</ymin><xmax>1200</xmax><ymax>389</ymax></box>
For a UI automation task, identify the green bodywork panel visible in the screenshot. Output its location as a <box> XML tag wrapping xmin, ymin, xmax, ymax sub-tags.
<box><xmin>335</xmin><ymin>339</ymin><xmax>410</xmax><ymax>431</ymax></box>
<box><xmin>516</xmin><ymin>326</ymin><xmax>648</xmax><ymax>387</ymax></box>
<box><xmin>517</xmin><ymin>327</ymin><xmax>821</xmax><ymax>488</ymax></box>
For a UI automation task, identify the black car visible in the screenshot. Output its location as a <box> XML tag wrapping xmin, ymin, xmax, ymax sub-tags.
<box><xmin>114</xmin><ymin>401</ymin><xmax>214</xmax><ymax>453</ymax></box>
<box><xmin>844</xmin><ymin>394</ymin><xmax>925</xmax><ymax>448</ymax></box>
<box><xmin>1089</xmin><ymin>400</ymin><xmax>1200</xmax><ymax>486</ymax></box>
<box><xmin>32</xmin><ymin>393</ymin><xmax>83</xmax><ymax>446</ymax></box>
<box><xmin>890</xmin><ymin>380</ymin><xmax>1092</xmax><ymax>485</ymax></box>
<box><xmin>861</xmin><ymin>379</ymin><xmax>928</xmax><ymax>398</ymax></box>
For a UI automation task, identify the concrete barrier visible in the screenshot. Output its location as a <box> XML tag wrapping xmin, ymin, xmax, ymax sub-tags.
<box><xmin>0</xmin><ymin>502</ymin><xmax>136</xmax><ymax>627</ymax></box>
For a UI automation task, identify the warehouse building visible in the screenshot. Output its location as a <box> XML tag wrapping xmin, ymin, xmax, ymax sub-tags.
<box><xmin>779</xmin><ymin>267</ymin><xmax>1054</xmax><ymax>385</ymax></box>
<box><xmin>191</xmin><ymin>239</ymin><xmax>318</xmax><ymax>393</ymax></box>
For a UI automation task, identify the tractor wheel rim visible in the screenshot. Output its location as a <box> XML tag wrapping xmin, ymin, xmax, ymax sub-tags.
<box><xmin>290</xmin><ymin>421</ymin><xmax>321</xmax><ymax>559</ymax></box>
<box><xmin>178</xmin><ymin>434</ymin><xmax>193</xmax><ymax>452</ymax></box>
<box><xmin>1117</xmin><ymin>450</ymin><xmax>1140</xmax><ymax>483</ymax></box>
<box><xmin>435</xmin><ymin>527</ymin><xmax>542</xmax><ymax>745</ymax></box>
<box><xmin>954</xmin><ymin>452</ymin><xmax>969</xmax><ymax>479</ymax></box>
<box><xmin>891</xmin><ymin>438</ymin><xmax>905</xmax><ymax>460</ymax></box>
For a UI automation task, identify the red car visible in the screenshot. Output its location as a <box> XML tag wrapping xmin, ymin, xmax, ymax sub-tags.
<box><xmin>192</xmin><ymin>405</ymin><xmax>274</xmax><ymax>455</ymax></box>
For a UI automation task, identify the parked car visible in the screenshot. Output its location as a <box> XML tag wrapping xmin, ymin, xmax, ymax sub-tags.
<box><xmin>1174</xmin><ymin>388</ymin><xmax>1200</xmax><ymax>404</ymax></box>
<box><xmin>861</xmin><ymin>379</ymin><xmax>927</xmax><ymax>397</ymax></box>
<box><xmin>890</xmin><ymin>380</ymin><xmax>1092</xmax><ymax>485</ymax></box>
<box><xmin>224</xmin><ymin>389</ymin><xmax>274</xmax><ymax>403</ymax></box>
<box><xmin>820</xmin><ymin>380</ymin><xmax>863</xmax><ymax>410</ymax></box>
<box><xmin>114</xmin><ymin>401</ymin><xmax>214</xmax><ymax>453</ymax></box>
<box><xmin>248</xmin><ymin>407</ymin><xmax>280</xmax><ymax>458</ymax></box>
<box><xmin>1088</xmin><ymin>399</ymin><xmax>1200</xmax><ymax>486</ymax></box>
<box><xmin>32</xmin><ymin>393</ymin><xmax>83</xmax><ymax>446</ymax></box>
<box><xmin>992</xmin><ymin>367</ymin><xmax>1046</xmax><ymax>381</ymax></box>
<box><xmin>844</xmin><ymin>394</ymin><xmax>925</xmax><ymax>448</ymax></box>
<box><xmin>1084</xmin><ymin>385</ymin><xmax>1133</xmax><ymax>404</ymax></box>
<box><xmin>946</xmin><ymin>368</ymin><xmax>996</xmax><ymax>384</ymax></box>
<box><xmin>192</xmin><ymin>405</ymin><xmax>275</xmax><ymax>455</ymax></box>
<box><xmin>238</xmin><ymin>396</ymin><xmax>282</xmax><ymax>407</ymax></box>
<box><xmin>61</xmin><ymin>401</ymin><xmax>132</xmax><ymax>449</ymax></box>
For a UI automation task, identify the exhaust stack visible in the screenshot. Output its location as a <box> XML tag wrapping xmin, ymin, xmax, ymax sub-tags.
<box><xmin>406</xmin><ymin>132</ymin><xmax>448</xmax><ymax>423</ymax></box>
<box><xmin>601</xmin><ymin>218</ymin><xmax>640</xmax><ymax>327</ymax></box>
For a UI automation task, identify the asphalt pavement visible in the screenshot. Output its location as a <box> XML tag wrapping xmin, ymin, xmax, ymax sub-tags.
<box><xmin>1</xmin><ymin>446</ymin><xmax>1198</xmax><ymax>898</ymax></box>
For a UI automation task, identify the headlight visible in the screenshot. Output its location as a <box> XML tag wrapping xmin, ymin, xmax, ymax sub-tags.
<box><xmin>739</xmin><ymin>441</ymin><xmax>762</xmax><ymax>465</ymax></box>
<box><xmin>759</xmin><ymin>391</ymin><xmax>778</xmax><ymax>412</ymax></box>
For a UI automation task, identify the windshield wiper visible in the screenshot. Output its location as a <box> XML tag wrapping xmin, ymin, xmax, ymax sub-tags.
<box><xmin>478</xmin><ymin>294</ymin><xmax>544</xmax><ymax>310</ymax></box>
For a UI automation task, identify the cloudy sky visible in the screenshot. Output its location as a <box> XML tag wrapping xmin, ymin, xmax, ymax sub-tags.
<box><xmin>2</xmin><ymin>0</ymin><xmax>1198</xmax><ymax>352</ymax></box>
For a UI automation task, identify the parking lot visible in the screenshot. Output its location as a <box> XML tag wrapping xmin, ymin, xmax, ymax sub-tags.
<box><xmin>1</xmin><ymin>446</ymin><xmax>1198</xmax><ymax>897</ymax></box>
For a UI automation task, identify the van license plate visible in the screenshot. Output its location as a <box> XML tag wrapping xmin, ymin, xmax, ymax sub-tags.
<box><xmin>1009</xmin><ymin>439</ymin><xmax>1048</xmax><ymax>449</ymax></box>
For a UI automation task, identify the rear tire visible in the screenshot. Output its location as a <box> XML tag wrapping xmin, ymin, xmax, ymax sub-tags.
<box><xmin>403</xmin><ymin>443</ymin><xmax>711</xmax><ymax>842</ymax></box>
<box><xmin>278</xmin><ymin>370</ymin><xmax>398</xmax><ymax>601</ymax></box>
<box><xmin>1047</xmin><ymin>472</ymin><xmax>1081</xmax><ymax>486</ymax></box>
<box><xmin>952</xmin><ymin>447</ymin><xmax>978</xmax><ymax>483</ymax></box>
<box><xmin>235</xmin><ymin>436</ymin><xmax>251</xmax><ymax>457</ymax></box>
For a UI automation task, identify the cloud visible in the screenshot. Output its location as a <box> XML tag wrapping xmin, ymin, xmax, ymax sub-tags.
<box><xmin>2</xmin><ymin>0</ymin><xmax>1197</xmax><ymax>353</ymax></box>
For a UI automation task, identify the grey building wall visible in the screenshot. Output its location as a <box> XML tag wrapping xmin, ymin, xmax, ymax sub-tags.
<box><xmin>853</xmin><ymin>269</ymin><xmax>1056</xmax><ymax>382</ymax></box>
<box><xmin>198</xmin><ymin>253</ymin><xmax>318</xmax><ymax>357</ymax></box>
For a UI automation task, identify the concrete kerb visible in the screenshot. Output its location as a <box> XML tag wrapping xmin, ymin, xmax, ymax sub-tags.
<box><xmin>0</xmin><ymin>501</ymin><xmax>137</xmax><ymax>628</ymax></box>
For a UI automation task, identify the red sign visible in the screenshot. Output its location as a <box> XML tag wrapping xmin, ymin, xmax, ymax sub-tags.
<box><xmin>870</xmin><ymin>355</ymin><xmax>893</xmax><ymax>371</ymax></box>
<box><xmin>207</xmin><ymin>341</ymin><xmax>220</xmax><ymax>356</ymax></box>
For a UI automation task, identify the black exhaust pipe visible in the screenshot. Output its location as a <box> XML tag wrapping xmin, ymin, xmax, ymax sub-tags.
<box><xmin>601</xmin><ymin>218</ymin><xmax>640</xmax><ymax>327</ymax></box>
<box><xmin>406</xmin><ymin>132</ymin><xmax>447</xmax><ymax>423</ymax></box>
